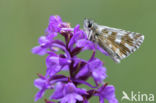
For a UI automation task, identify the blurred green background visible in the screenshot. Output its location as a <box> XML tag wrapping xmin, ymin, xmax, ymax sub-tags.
<box><xmin>0</xmin><ymin>0</ymin><xmax>156</xmax><ymax>103</ymax></box>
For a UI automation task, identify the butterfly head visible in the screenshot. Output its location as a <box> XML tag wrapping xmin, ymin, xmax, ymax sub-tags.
<box><xmin>84</xmin><ymin>18</ymin><xmax>97</xmax><ymax>40</ymax></box>
<box><xmin>83</xmin><ymin>18</ymin><xmax>95</xmax><ymax>29</ymax></box>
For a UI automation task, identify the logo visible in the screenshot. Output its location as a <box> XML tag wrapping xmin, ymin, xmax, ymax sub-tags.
<box><xmin>121</xmin><ymin>91</ymin><xmax>154</xmax><ymax>102</ymax></box>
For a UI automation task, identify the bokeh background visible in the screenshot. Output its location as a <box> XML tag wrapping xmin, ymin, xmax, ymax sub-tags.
<box><xmin>1</xmin><ymin>0</ymin><xmax>156</xmax><ymax>103</ymax></box>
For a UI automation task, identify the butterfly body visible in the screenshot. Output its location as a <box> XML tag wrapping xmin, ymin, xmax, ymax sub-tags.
<box><xmin>84</xmin><ymin>19</ymin><xmax>144</xmax><ymax>63</ymax></box>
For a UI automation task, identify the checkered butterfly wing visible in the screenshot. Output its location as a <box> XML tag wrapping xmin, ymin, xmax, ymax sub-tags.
<box><xmin>96</xmin><ymin>26</ymin><xmax>144</xmax><ymax>63</ymax></box>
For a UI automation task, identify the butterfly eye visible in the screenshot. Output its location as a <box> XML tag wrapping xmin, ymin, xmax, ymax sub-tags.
<box><xmin>88</xmin><ymin>23</ymin><xmax>92</xmax><ymax>28</ymax></box>
<box><xmin>88</xmin><ymin>21</ymin><xmax>93</xmax><ymax>28</ymax></box>
<box><xmin>95</xmin><ymin>33</ymin><xmax>99</xmax><ymax>36</ymax></box>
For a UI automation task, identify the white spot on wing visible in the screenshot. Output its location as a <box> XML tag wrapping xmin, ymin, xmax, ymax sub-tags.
<box><xmin>132</xmin><ymin>48</ymin><xmax>136</xmax><ymax>52</ymax></box>
<box><xmin>141</xmin><ymin>35</ymin><xmax>144</xmax><ymax>40</ymax></box>
<box><xmin>116</xmin><ymin>48</ymin><xmax>120</xmax><ymax>54</ymax></box>
<box><xmin>113</xmin><ymin>56</ymin><xmax>120</xmax><ymax>63</ymax></box>
<box><xmin>115</xmin><ymin>38</ymin><xmax>121</xmax><ymax>43</ymax></box>
<box><xmin>98</xmin><ymin>25</ymin><xmax>107</xmax><ymax>32</ymax></box>
<box><xmin>136</xmin><ymin>45</ymin><xmax>139</xmax><ymax>49</ymax></box>
<box><xmin>109</xmin><ymin>44</ymin><xmax>112</xmax><ymax>48</ymax></box>
<box><xmin>115</xmin><ymin>33</ymin><xmax>123</xmax><ymax>43</ymax></box>
<box><xmin>124</xmin><ymin>43</ymin><xmax>133</xmax><ymax>51</ymax></box>
<box><xmin>121</xmin><ymin>54</ymin><xmax>126</xmax><ymax>59</ymax></box>
<box><xmin>128</xmin><ymin>33</ymin><xmax>134</xmax><ymax>39</ymax></box>
<box><xmin>108</xmin><ymin>31</ymin><xmax>112</xmax><ymax>35</ymax></box>
<box><xmin>117</xmin><ymin>32</ymin><xmax>124</xmax><ymax>36</ymax></box>
<box><xmin>138</xmin><ymin>35</ymin><xmax>144</xmax><ymax>43</ymax></box>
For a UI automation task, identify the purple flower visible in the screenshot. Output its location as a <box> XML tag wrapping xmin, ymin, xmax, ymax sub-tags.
<box><xmin>34</xmin><ymin>74</ymin><xmax>54</xmax><ymax>101</ymax></box>
<box><xmin>32</xmin><ymin>15</ymin><xmax>118</xmax><ymax>103</ymax></box>
<box><xmin>32</xmin><ymin>15</ymin><xmax>70</xmax><ymax>56</ymax></box>
<box><xmin>46</xmin><ymin>53</ymin><xmax>71</xmax><ymax>76</ymax></box>
<box><xmin>88</xmin><ymin>58</ymin><xmax>107</xmax><ymax>84</ymax></box>
<box><xmin>68</xmin><ymin>24</ymin><xmax>87</xmax><ymax>50</ymax></box>
<box><xmin>50</xmin><ymin>82</ymin><xmax>87</xmax><ymax>103</ymax></box>
<box><xmin>47</xmin><ymin>15</ymin><xmax>70</xmax><ymax>33</ymax></box>
<box><xmin>95</xmin><ymin>85</ymin><xmax>118</xmax><ymax>103</ymax></box>
<box><xmin>76</xmin><ymin>58</ymin><xmax>107</xmax><ymax>84</ymax></box>
<box><xmin>32</xmin><ymin>32</ymin><xmax>58</xmax><ymax>55</ymax></box>
<box><xmin>76</xmin><ymin>39</ymin><xmax>109</xmax><ymax>56</ymax></box>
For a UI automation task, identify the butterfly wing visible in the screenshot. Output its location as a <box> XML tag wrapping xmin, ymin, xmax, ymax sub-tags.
<box><xmin>96</xmin><ymin>26</ymin><xmax>144</xmax><ymax>63</ymax></box>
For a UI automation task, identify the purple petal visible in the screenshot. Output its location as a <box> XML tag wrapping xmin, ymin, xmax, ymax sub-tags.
<box><xmin>34</xmin><ymin>78</ymin><xmax>45</xmax><ymax>89</ymax></box>
<box><xmin>97</xmin><ymin>85</ymin><xmax>118</xmax><ymax>103</ymax></box>
<box><xmin>46</xmin><ymin>54</ymin><xmax>71</xmax><ymax>76</ymax></box>
<box><xmin>76</xmin><ymin>39</ymin><xmax>95</xmax><ymax>50</ymax></box>
<box><xmin>35</xmin><ymin>88</ymin><xmax>46</xmax><ymax>101</ymax></box>
<box><xmin>61</xmin><ymin>65</ymin><xmax>69</xmax><ymax>71</ymax></box>
<box><xmin>47</xmin><ymin>32</ymin><xmax>58</xmax><ymax>40</ymax></box>
<box><xmin>68</xmin><ymin>95</ymin><xmax>76</xmax><ymax>103</ymax></box>
<box><xmin>72</xmin><ymin>57</ymin><xmax>87</xmax><ymax>67</ymax></box>
<box><xmin>109</xmin><ymin>99</ymin><xmax>118</xmax><ymax>103</ymax></box>
<box><xmin>92</xmin><ymin>67</ymin><xmax>107</xmax><ymax>83</ymax></box>
<box><xmin>68</xmin><ymin>25</ymin><xmax>87</xmax><ymax>49</ymax></box>
<box><xmin>32</xmin><ymin>46</ymin><xmax>47</xmax><ymax>56</ymax></box>
<box><xmin>61</xmin><ymin>95</ymin><xmax>76</xmax><ymax>103</ymax></box>
<box><xmin>73</xmin><ymin>93</ymin><xmax>83</xmax><ymax>101</ymax></box>
<box><xmin>51</xmin><ymin>43</ymin><xmax>71</xmax><ymax>58</ymax></box>
<box><xmin>59</xmin><ymin>57</ymin><xmax>71</xmax><ymax>65</ymax></box>
<box><xmin>60</xmin><ymin>98</ymin><xmax>67</xmax><ymax>103</ymax></box>
<box><xmin>96</xmin><ymin>45</ymin><xmax>109</xmax><ymax>56</ymax></box>
<box><xmin>38</xmin><ymin>36</ymin><xmax>48</xmax><ymax>45</ymax></box>
<box><xmin>87</xmin><ymin>58</ymin><xmax>107</xmax><ymax>83</ymax></box>
<box><xmin>64</xmin><ymin>82</ymin><xmax>77</xmax><ymax>94</ymax></box>
<box><xmin>74</xmin><ymin>24</ymin><xmax>80</xmax><ymax>34</ymax></box>
<box><xmin>75</xmin><ymin>65</ymin><xmax>89</xmax><ymax>78</ymax></box>
<box><xmin>49</xmin><ymin>15</ymin><xmax>62</xmax><ymax>24</ymax></box>
<box><xmin>75</xmin><ymin>88</ymin><xmax>88</xmax><ymax>95</ymax></box>
<box><xmin>60</xmin><ymin>28</ymin><xmax>73</xmax><ymax>32</ymax></box>
<box><xmin>72</xmin><ymin>79</ymin><xmax>97</xmax><ymax>88</ymax></box>
<box><xmin>88</xmin><ymin>58</ymin><xmax>103</xmax><ymax>70</ymax></box>
<box><xmin>102</xmin><ymin>85</ymin><xmax>116</xmax><ymax>99</ymax></box>
<box><xmin>46</xmin><ymin>65</ymin><xmax>62</xmax><ymax>76</ymax></box>
<box><xmin>50</xmin><ymin>82</ymin><xmax>64</xmax><ymax>99</ymax></box>
<box><xmin>52</xmin><ymin>40</ymin><xmax>66</xmax><ymax>47</ymax></box>
<box><xmin>76</xmin><ymin>39</ymin><xmax>109</xmax><ymax>56</ymax></box>
<box><xmin>99</xmin><ymin>96</ymin><xmax>104</xmax><ymax>103</ymax></box>
<box><xmin>48</xmin><ymin>16</ymin><xmax>62</xmax><ymax>32</ymax></box>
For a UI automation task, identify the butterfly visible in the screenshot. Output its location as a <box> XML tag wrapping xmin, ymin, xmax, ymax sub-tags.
<box><xmin>83</xmin><ymin>18</ymin><xmax>144</xmax><ymax>63</ymax></box>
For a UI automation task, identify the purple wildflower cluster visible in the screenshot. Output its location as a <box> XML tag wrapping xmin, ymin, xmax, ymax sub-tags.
<box><xmin>32</xmin><ymin>15</ymin><xmax>118</xmax><ymax>103</ymax></box>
